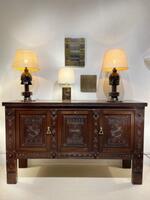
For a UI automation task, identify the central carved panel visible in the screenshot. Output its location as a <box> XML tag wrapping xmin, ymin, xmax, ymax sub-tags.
<box><xmin>58</xmin><ymin>111</ymin><xmax>91</xmax><ymax>152</ymax></box>
<box><xmin>64</xmin><ymin>117</ymin><xmax>85</xmax><ymax>147</ymax></box>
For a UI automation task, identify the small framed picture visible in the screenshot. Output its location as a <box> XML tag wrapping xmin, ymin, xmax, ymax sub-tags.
<box><xmin>80</xmin><ymin>75</ymin><xmax>97</xmax><ymax>92</ymax></box>
<box><xmin>65</xmin><ymin>38</ymin><xmax>85</xmax><ymax>67</ymax></box>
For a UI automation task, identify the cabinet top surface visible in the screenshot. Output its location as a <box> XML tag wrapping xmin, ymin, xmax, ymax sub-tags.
<box><xmin>2</xmin><ymin>100</ymin><xmax>147</xmax><ymax>108</ymax></box>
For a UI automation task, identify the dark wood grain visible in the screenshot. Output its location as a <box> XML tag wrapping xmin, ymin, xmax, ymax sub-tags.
<box><xmin>3</xmin><ymin>100</ymin><xmax>147</xmax><ymax>184</ymax></box>
<box><xmin>122</xmin><ymin>160</ymin><xmax>131</xmax><ymax>168</ymax></box>
<box><xmin>19</xmin><ymin>159</ymin><xmax>28</xmax><ymax>168</ymax></box>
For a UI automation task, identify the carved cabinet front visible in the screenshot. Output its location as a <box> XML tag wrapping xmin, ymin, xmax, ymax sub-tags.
<box><xmin>16</xmin><ymin>110</ymin><xmax>51</xmax><ymax>152</ymax></box>
<box><xmin>3</xmin><ymin>101</ymin><xmax>147</xmax><ymax>184</ymax></box>
<box><xmin>15</xmin><ymin>109</ymin><xmax>134</xmax><ymax>155</ymax></box>
<box><xmin>58</xmin><ymin>110</ymin><xmax>92</xmax><ymax>154</ymax></box>
<box><xmin>101</xmin><ymin>110</ymin><xmax>134</xmax><ymax>153</ymax></box>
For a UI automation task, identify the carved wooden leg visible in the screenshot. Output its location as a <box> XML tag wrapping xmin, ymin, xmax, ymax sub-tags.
<box><xmin>19</xmin><ymin>159</ymin><xmax>28</xmax><ymax>168</ymax></box>
<box><xmin>7</xmin><ymin>154</ymin><xmax>17</xmax><ymax>184</ymax></box>
<box><xmin>122</xmin><ymin>160</ymin><xmax>131</xmax><ymax>168</ymax></box>
<box><xmin>132</xmin><ymin>153</ymin><xmax>143</xmax><ymax>184</ymax></box>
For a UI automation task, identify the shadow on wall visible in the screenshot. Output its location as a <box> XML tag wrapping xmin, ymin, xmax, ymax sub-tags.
<box><xmin>144</xmin><ymin>59</ymin><xmax>150</xmax><ymax>71</ymax></box>
<box><xmin>143</xmin><ymin>49</ymin><xmax>150</xmax><ymax>71</ymax></box>
<box><xmin>97</xmin><ymin>71</ymin><xmax>133</xmax><ymax>101</ymax></box>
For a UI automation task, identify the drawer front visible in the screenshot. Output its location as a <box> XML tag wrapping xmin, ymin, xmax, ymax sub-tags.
<box><xmin>101</xmin><ymin>110</ymin><xmax>134</xmax><ymax>153</ymax></box>
<box><xmin>58</xmin><ymin>110</ymin><xmax>92</xmax><ymax>153</ymax></box>
<box><xmin>16</xmin><ymin>110</ymin><xmax>50</xmax><ymax>152</ymax></box>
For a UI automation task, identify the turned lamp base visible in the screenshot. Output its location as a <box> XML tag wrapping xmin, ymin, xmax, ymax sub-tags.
<box><xmin>22</xmin><ymin>84</ymin><xmax>32</xmax><ymax>101</ymax></box>
<box><xmin>21</xmin><ymin>67</ymin><xmax>33</xmax><ymax>101</ymax></box>
<box><xmin>109</xmin><ymin>68</ymin><xmax>120</xmax><ymax>102</ymax></box>
<box><xmin>109</xmin><ymin>91</ymin><xmax>119</xmax><ymax>101</ymax></box>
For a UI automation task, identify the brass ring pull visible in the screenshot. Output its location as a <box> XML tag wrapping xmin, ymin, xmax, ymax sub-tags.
<box><xmin>98</xmin><ymin>126</ymin><xmax>104</xmax><ymax>135</ymax></box>
<box><xmin>46</xmin><ymin>126</ymin><xmax>52</xmax><ymax>135</ymax></box>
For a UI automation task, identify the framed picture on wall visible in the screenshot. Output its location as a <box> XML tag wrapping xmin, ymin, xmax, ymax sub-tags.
<box><xmin>80</xmin><ymin>75</ymin><xmax>97</xmax><ymax>92</ymax></box>
<box><xmin>65</xmin><ymin>38</ymin><xmax>85</xmax><ymax>67</ymax></box>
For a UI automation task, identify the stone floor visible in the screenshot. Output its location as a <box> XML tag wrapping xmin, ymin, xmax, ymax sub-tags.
<box><xmin>0</xmin><ymin>158</ymin><xmax>150</xmax><ymax>200</ymax></box>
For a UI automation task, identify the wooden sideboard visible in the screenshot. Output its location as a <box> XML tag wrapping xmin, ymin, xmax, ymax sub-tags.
<box><xmin>2</xmin><ymin>101</ymin><xmax>147</xmax><ymax>184</ymax></box>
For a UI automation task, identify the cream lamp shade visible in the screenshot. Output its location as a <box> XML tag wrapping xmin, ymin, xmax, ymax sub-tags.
<box><xmin>12</xmin><ymin>50</ymin><xmax>40</xmax><ymax>72</ymax></box>
<box><xmin>102</xmin><ymin>49</ymin><xmax>128</xmax><ymax>72</ymax></box>
<box><xmin>58</xmin><ymin>67</ymin><xmax>75</xmax><ymax>85</ymax></box>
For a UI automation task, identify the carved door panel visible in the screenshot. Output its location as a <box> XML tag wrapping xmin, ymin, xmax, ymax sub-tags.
<box><xmin>58</xmin><ymin>110</ymin><xmax>92</xmax><ymax>153</ymax></box>
<box><xmin>101</xmin><ymin>110</ymin><xmax>134</xmax><ymax>153</ymax></box>
<box><xmin>16</xmin><ymin>110</ymin><xmax>50</xmax><ymax>152</ymax></box>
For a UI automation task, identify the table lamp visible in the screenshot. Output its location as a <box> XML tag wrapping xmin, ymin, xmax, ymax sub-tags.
<box><xmin>102</xmin><ymin>49</ymin><xmax>128</xmax><ymax>101</ymax></box>
<box><xmin>12</xmin><ymin>50</ymin><xmax>40</xmax><ymax>101</ymax></box>
<box><xmin>58</xmin><ymin>67</ymin><xmax>75</xmax><ymax>101</ymax></box>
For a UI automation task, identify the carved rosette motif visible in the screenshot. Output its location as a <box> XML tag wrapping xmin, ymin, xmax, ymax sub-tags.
<box><xmin>92</xmin><ymin>111</ymin><xmax>100</xmax><ymax>156</ymax></box>
<box><xmin>50</xmin><ymin>110</ymin><xmax>58</xmax><ymax>158</ymax></box>
<box><xmin>132</xmin><ymin>109</ymin><xmax>144</xmax><ymax>183</ymax></box>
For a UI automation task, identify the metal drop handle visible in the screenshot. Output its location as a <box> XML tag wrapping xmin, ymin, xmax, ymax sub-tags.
<box><xmin>46</xmin><ymin>126</ymin><xmax>52</xmax><ymax>135</ymax></box>
<box><xmin>98</xmin><ymin>126</ymin><xmax>104</xmax><ymax>135</ymax></box>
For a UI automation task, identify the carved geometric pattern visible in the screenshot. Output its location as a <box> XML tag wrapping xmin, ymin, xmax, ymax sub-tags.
<box><xmin>16</xmin><ymin>151</ymin><xmax>94</xmax><ymax>159</ymax></box>
<box><xmin>103</xmin><ymin>115</ymin><xmax>131</xmax><ymax>148</ymax></box>
<box><xmin>15</xmin><ymin>150</ymin><xmax>131</xmax><ymax>159</ymax></box>
<box><xmin>132</xmin><ymin>109</ymin><xmax>144</xmax><ymax>184</ymax></box>
<box><xmin>3</xmin><ymin>101</ymin><xmax>147</xmax><ymax>184</ymax></box>
<box><xmin>5</xmin><ymin>109</ymin><xmax>17</xmax><ymax>183</ymax></box>
<box><xmin>6</xmin><ymin>108</ymin><xmax>15</xmax><ymax>151</ymax></box>
<box><xmin>50</xmin><ymin>110</ymin><xmax>58</xmax><ymax>157</ymax></box>
<box><xmin>97</xmin><ymin>152</ymin><xmax>131</xmax><ymax>159</ymax></box>
<box><xmin>58</xmin><ymin>152</ymin><xmax>94</xmax><ymax>158</ymax></box>
<box><xmin>92</xmin><ymin>111</ymin><xmax>100</xmax><ymax>156</ymax></box>
<box><xmin>6</xmin><ymin>151</ymin><xmax>17</xmax><ymax>171</ymax></box>
<box><xmin>134</xmin><ymin>109</ymin><xmax>144</xmax><ymax>151</ymax></box>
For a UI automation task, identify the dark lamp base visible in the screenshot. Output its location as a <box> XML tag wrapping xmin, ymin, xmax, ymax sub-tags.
<box><xmin>22</xmin><ymin>84</ymin><xmax>32</xmax><ymax>101</ymax></box>
<box><xmin>109</xmin><ymin>91</ymin><xmax>119</xmax><ymax>101</ymax></box>
<box><xmin>62</xmin><ymin>87</ymin><xmax>71</xmax><ymax>101</ymax></box>
<box><xmin>22</xmin><ymin>91</ymin><xmax>32</xmax><ymax>101</ymax></box>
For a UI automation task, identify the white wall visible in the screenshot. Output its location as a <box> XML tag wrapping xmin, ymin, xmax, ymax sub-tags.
<box><xmin>0</xmin><ymin>0</ymin><xmax>150</xmax><ymax>156</ymax></box>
